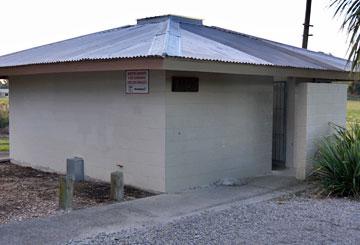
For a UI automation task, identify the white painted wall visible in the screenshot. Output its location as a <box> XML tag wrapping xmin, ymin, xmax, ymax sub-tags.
<box><xmin>292</xmin><ymin>82</ymin><xmax>347</xmax><ymax>179</ymax></box>
<box><xmin>10</xmin><ymin>71</ymin><xmax>167</xmax><ymax>192</ymax></box>
<box><xmin>12</xmin><ymin>70</ymin><xmax>341</xmax><ymax>193</ymax></box>
<box><xmin>164</xmin><ymin>72</ymin><xmax>273</xmax><ymax>192</ymax></box>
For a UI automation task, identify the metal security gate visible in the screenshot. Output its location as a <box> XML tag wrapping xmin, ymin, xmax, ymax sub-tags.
<box><xmin>272</xmin><ymin>82</ymin><xmax>287</xmax><ymax>169</ymax></box>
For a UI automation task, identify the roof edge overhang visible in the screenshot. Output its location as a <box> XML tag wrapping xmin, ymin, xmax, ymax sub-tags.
<box><xmin>0</xmin><ymin>57</ymin><xmax>165</xmax><ymax>77</ymax></box>
<box><xmin>0</xmin><ymin>56</ymin><xmax>355</xmax><ymax>81</ymax></box>
<box><xmin>163</xmin><ymin>57</ymin><xmax>355</xmax><ymax>81</ymax></box>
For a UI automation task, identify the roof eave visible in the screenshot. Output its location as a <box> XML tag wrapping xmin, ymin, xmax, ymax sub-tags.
<box><xmin>0</xmin><ymin>56</ymin><xmax>354</xmax><ymax>81</ymax></box>
<box><xmin>163</xmin><ymin>57</ymin><xmax>355</xmax><ymax>81</ymax></box>
<box><xmin>0</xmin><ymin>57</ymin><xmax>165</xmax><ymax>77</ymax></box>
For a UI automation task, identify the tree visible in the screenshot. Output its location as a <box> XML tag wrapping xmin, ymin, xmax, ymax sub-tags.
<box><xmin>331</xmin><ymin>0</ymin><xmax>360</xmax><ymax>71</ymax></box>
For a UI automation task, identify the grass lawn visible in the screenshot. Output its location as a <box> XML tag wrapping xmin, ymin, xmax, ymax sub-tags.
<box><xmin>0</xmin><ymin>138</ymin><xmax>9</xmax><ymax>152</ymax></box>
<box><xmin>347</xmin><ymin>100</ymin><xmax>360</xmax><ymax>122</ymax></box>
<box><xmin>0</xmin><ymin>97</ymin><xmax>8</xmax><ymax>104</ymax></box>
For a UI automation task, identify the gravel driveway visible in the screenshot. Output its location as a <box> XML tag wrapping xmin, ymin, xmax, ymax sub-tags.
<box><xmin>68</xmin><ymin>197</ymin><xmax>360</xmax><ymax>245</ymax></box>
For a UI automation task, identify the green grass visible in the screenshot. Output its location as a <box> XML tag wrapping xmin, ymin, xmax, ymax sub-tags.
<box><xmin>0</xmin><ymin>138</ymin><xmax>9</xmax><ymax>152</ymax></box>
<box><xmin>0</xmin><ymin>97</ymin><xmax>8</xmax><ymax>104</ymax></box>
<box><xmin>347</xmin><ymin>100</ymin><xmax>360</xmax><ymax>123</ymax></box>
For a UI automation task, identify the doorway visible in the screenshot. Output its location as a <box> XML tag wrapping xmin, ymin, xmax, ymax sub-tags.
<box><xmin>272</xmin><ymin>82</ymin><xmax>287</xmax><ymax>169</ymax></box>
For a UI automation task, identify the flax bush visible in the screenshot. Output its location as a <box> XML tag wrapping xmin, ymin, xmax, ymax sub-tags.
<box><xmin>314</xmin><ymin>123</ymin><xmax>360</xmax><ymax>197</ymax></box>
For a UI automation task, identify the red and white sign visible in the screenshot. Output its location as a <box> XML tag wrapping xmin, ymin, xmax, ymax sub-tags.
<box><xmin>126</xmin><ymin>70</ymin><xmax>149</xmax><ymax>94</ymax></box>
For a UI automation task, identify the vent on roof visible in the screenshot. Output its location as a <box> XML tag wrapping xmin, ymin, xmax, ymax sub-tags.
<box><xmin>137</xmin><ymin>15</ymin><xmax>203</xmax><ymax>25</ymax></box>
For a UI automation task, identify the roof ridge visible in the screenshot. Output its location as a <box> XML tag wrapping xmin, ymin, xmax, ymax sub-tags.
<box><xmin>137</xmin><ymin>14</ymin><xmax>202</xmax><ymax>25</ymax></box>
<box><xmin>147</xmin><ymin>18</ymin><xmax>182</xmax><ymax>57</ymax></box>
<box><xmin>162</xmin><ymin>19</ymin><xmax>172</xmax><ymax>56</ymax></box>
<box><xmin>147</xmin><ymin>19</ymin><xmax>169</xmax><ymax>56</ymax></box>
<box><xmin>163</xmin><ymin>18</ymin><xmax>182</xmax><ymax>56</ymax></box>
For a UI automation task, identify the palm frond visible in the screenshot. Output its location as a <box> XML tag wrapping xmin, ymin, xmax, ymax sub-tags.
<box><xmin>331</xmin><ymin>0</ymin><xmax>360</xmax><ymax>71</ymax></box>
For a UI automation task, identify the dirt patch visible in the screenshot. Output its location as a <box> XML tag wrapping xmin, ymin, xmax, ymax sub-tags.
<box><xmin>0</xmin><ymin>162</ymin><xmax>154</xmax><ymax>224</ymax></box>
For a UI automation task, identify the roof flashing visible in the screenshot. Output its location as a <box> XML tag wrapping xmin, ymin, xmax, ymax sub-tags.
<box><xmin>137</xmin><ymin>15</ymin><xmax>203</xmax><ymax>25</ymax></box>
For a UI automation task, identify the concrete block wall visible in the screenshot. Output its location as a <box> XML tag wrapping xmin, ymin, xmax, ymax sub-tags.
<box><xmin>10</xmin><ymin>71</ymin><xmax>167</xmax><ymax>192</ymax></box>
<box><xmin>293</xmin><ymin>82</ymin><xmax>347</xmax><ymax>179</ymax></box>
<box><xmin>164</xmin><ymin>72</ymin><xmax>274</xmax><ymax>192</ymax></box>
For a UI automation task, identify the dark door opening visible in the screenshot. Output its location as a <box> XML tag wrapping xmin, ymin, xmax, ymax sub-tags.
<box><xmin>272</xmin><ymin>82</ymin><xmax>287</xmax><ymax>170</ymax></box>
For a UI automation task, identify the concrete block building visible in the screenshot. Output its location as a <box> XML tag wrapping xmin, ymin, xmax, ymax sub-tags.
<box><xmin>0</xmin><ymin>15</ymin><xmax>351</xmax><ymax>192</ymax></box>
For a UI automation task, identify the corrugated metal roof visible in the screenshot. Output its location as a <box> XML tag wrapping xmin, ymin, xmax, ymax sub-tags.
<box><xmin>0</xmin><ymin>15</ymin><xmax>350</xmax><ymax>71</ymax></box>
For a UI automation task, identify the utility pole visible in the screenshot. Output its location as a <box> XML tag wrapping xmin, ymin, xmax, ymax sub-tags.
<box><xmin>302</xmin><ymin>0</ymin><xmax>313</xmax><ymax>49</ymax></box>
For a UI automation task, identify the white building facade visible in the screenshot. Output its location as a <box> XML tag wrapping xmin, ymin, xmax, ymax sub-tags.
<box><xmin>9</xmin><ymin>69</ymin><xmax>347</xmax><ymax>192</ymax></box>
<box><xmin>0</xmin><ymin>15</ymin><xmax>351</xmax><ymax>192</ymax></box>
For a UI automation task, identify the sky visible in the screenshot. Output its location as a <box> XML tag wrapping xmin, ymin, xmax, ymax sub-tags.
<box><xmin>0</xmin><ymin>0</ymin><xmax>349</xmax><ymax>58</ymax></box>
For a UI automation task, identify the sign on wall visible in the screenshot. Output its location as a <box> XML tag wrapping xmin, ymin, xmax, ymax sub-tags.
<box><xmin>126</xmin><ymin>70</ymin><xmax>149</xmax><ymax>94</ymax></box>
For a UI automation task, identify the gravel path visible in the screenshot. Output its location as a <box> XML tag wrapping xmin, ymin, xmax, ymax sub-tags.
<box><xmin>68</xmin><ymin>197</ymin><xmax>360</xmax><ymax>245</ymax></box>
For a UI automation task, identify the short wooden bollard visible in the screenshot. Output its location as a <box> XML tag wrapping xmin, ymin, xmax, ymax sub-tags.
<box><xmin>59</xmin><ymin>175</ymin><xmax>74</xmax><ymax>210</ymax></box>
<box><xmin>110</xmin><ymin>171</ymin><xmax>124</xmax><ymax>201</ymax></box>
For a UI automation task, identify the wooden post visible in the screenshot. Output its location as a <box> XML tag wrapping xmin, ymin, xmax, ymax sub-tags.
<box><xmin>59</xmin><ymin>175</ymin><xmax>74</xmax><ymax>210</ymax></box>
<box><xmin>110</xmin><ymin>171</ymin><xmax>124</xmax><ymax>201</ymax></box>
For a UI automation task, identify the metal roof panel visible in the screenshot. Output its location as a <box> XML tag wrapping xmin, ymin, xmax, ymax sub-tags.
<box><xmin>0</xmin><ymin>14</ymin><xmax>350</xmax><ymax>72</ymax></box>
